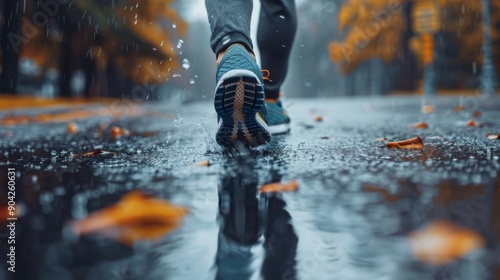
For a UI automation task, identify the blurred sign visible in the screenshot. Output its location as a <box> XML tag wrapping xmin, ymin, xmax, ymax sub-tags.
<box><xmin>412</xmin><ymin>0</ymin><xmax>441</xmax><ymax>34</ymax></box>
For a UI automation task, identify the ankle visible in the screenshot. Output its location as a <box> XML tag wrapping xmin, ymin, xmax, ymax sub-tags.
<box><xmin>216</xmin><ymin>44</ymin><xmax>255</xmax><ymax>66</ymax></box>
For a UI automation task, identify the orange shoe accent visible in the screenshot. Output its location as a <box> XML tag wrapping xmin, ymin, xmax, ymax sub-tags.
<box><xmin>261</xmin><ymin>69</ymin><xmax>272</xmax><ymax>82</ymax></box>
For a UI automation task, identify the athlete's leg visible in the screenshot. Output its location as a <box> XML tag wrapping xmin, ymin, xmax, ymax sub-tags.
<box><xmin>205</xmin><ymin>0</ymin><xmax>254</xmax><ymax>56</ymax></box>
<box><xmin>257</xmin><ymin>0</ymin><xmax>297</xmax><ymax>100</ymax></box>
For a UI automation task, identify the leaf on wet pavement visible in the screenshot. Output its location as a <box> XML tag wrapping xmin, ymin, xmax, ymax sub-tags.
<box><xmin>191</xmin><ymin>160</ymin><xmax>210</xmax><ymax>167</ymax></box>
<box><xmin>487</xmin><ymin>133</ymin><xmax>500</xmax><ymax>140</ymax></box>
<box><xmin>473</xmin><ymin>111</ymin><xmax>481</xmax><ymax>118</ymax></box>
<box><xmin>141</xmin><ymin>131</ymin><xmax>160</xmax><ymax>137</ymax></box>
<box><xmin>72</xmin><ymin>190</ymin><xmax>188</xmax><ymax>246</ymax></box>
<box><xmin>260</xmin><ymin>180</ymin><xmax>298</xmax><ymax>193</ymax></box>
<box><xmin>410</xmin><ymin>122</ymin><xmax>429</xmax><ymax>129</ymax></box>
<box><xmin>314</xmin><ymin>116</ymin><xmax>323</xmax><ymax>122</ymax></box>
<box><xmin>466</xmin><ymin>120</ymin><xmax>484</xmax><ymax>127</ymax></box>
<box><xmin>422</xmin><ymin>105</ymin><xmax>435</xmax><ymax>114</ymax></box>
<box><xmin>72</xmin><ymin>149</ymin><xmax>116</xmax><ymax>157</ymax></box>
<box><xmin>409</xmin><ymin>220</ymin><xmax>484</xmax><ymax>265</ymax></box>
<box><xmin>387</xmin><ymin>136</ymin><xmax>424</xmax><ymax>149</ymax></box>
<box><xmin>67</xmin><ymin>122</ymin><xmax>79</xmax><ymax>134</ymax></box>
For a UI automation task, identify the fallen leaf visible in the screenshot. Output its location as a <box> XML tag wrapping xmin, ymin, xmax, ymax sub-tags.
<box><xmin>387</xmin><ymin>136</ymin><xmax>424</xmax><ymax>149</ymax></box>
<box><xmin>372</xmin><ymin>137</ymin><xmax>387</xmax><ymax>141</ymax></box>
<box><xmin>191</xmin><ymin>160</ymin><xmax>210</xmax><ymax>167</ymax></box>
<box><xmin>473</xmin><ymin>111</ymin><xmax>481</xmax><ymax>118</ymax></box>
<box><xmin>422</xmin><ymin>105</ymin><xmax>435</xmax><ymax>114</ymax></box>
<box><xmin>466</xmin><ymin>120</ymin><xmax>484</xmax><ymax>127</ymax></box>
<box><xmin>314</xmin><ymin>116</ymin><xmax>323</xmax><ymax>122</ymax></box>
<box><xmin>260</xmin><ymin>180</ymin><xmax>298</xmax><ymax>193</ymax></box>
<box><xmin>409</xmin><ymin>220</ymin><xmax>484</xmax><ymax>265</ymax></box>
<box><xmin>487</xmin><ymin>133</ymin><xmax>500</xmax><ymax>140</ymax></box>
<box><xmin>411</xmin><ymin>122</ymin><xmax>429</xmax><ymax>129</ymax></box>
<box><xmin>73</xmin><ymin>149</ymin><xmax>116</xmax><ymax>157</ymax></box>
<box><xmin>67</xmin><ymin>122</ymin><xmax>79</xmax><ymax>134</ymax></box>
<box><xmin>141</xmin><ymin>131</ymin><xmax>160</xmax><ymax>137</ymax></box>
<box><xmin>72</xmin><ymin>190</ymin><xmax>188</xmax><ymax>246</ymax></box>
<box><xmin>454</xmin><ymin>105</ymin><xmax>465</xmax><ymax>113</ymax></box>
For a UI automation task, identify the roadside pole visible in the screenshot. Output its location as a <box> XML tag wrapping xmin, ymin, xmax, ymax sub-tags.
<box><xmin>412</xmin><ymin>0</ymin><xmax>440</xmax><ymax>97</ymax></box>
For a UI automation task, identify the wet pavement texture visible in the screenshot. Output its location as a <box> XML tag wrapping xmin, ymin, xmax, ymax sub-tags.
<box><xmin>1</xmin><ymin>96</ymin><xmax>500</xmax><ymax>280</ymax></box>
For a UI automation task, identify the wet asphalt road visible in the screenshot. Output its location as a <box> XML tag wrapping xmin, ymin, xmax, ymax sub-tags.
<box><xmin>0</xmin><ymin>95</ymin><xmax>500</xmax><ymax>280</ymax></box>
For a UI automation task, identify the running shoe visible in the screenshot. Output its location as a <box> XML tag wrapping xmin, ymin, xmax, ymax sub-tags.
<box><xmin>265</xmin><ymin>99</ymin><xmax>291</xmax><ymax>135</ymax></box>
<box><xmin>214</xmin><ymin>44</ymin><xmax>272</xmax><ymax>147</ymax></box>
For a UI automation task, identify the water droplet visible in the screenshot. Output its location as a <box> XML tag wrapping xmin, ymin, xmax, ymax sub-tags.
<box><xmin>177</xmin><ymin>39</ymin><xmax>184</xmax><ymax>49</ymax></box>
<box><xmin>173</xmin><ymin>73</ymin><xmax>181</xmax><ymax>78</ymax></box>
<box><xmin>279</xmin><ymin>15</ymin><xmax>285</xmax><ymax>19</ymax></box>
<box><xmin>172</xmin><ymin>23</ymin><xmax>177</xmax><ymax>29</ymax></box>
<box><xmin>182</xmin><ymin>58</ymin><xmax>190</xmax><ymax>69</ymax></box>
<box><xmin>51</xmin><ymin>150</ymin><xmax>57</xmax><ymax>156</ymax></box>
<box><xmin>189</xmin><ymin>79</ymin><xmax>195</xmax><ymax>84</ymax></box>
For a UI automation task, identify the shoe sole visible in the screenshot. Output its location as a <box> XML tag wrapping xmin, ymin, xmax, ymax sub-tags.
<box><xmin>268</xmin><ymin>123</ymin><xmax>291</xmax><ymax>135</ymax></box>
<box><xmin>215</xmin><ymin>70</ymin><xmax>272</xmax><ymax>147</ymax></box>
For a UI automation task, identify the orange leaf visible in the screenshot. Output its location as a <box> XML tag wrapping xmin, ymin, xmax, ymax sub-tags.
<box><xmin>422</xmin><ymin>105</ymin><xmax>435</xmax><ymax>114</ymax></box>
<box><xmin>141</xmin><ymin>131</ymin><xmax>160</xmax><ymax>137</ymax></box>
<box><xmin>410</xmin><ymin>122</ymin><xmax>429</xmax><ymax>129</ymax></box>
<box><xmin>314</xmin><ymin>116</ymin><xmax>323</xmax><ymax>122</ymax></box>
<box><xmin>466</xmin><ymin>120</ymin><xmax>484</xmax><ymax>127</ymax></box>
<box><xmin>387</xmin><ymin>136</ymin><xmax>424</xmax><ymax>149</ymax></box>
<box><xmin>473</xmin><ymin>111</ymin><xmax>481</xmax><ymax>118</ymax></box>
<box><xmin>487</xmin><ymin>133</ymin><xmax>500</xmax><ymax>140</ymax></box>
<box><xmin>260</xmin><ymin>180</ymin><xmax>298</xmax><ymax>193</ymax></box>
<box><xmin>191</xmin><ymin>160</ymin><xmax>210</xmax><ymax>167</ymax></box>
<box><xmin>67</xmin><ymin>122</ymin><xmax>79</xmax><ymax>135</ymax></box>
<box><xmin>72</xmin><ymin>149</ymin><xmax>116</xmax><ymax>157</ymax></box>
<box><xmin>72</xmin><ymin>190</ymin><xmax>188</xmax><ymax>246</ymax></box>
<box><xmin>409</xmin><ymin>220</ymin><xmax>484</xmax><ymax>265</ymax></box>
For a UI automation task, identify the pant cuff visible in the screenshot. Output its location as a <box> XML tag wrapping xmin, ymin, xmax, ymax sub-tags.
<box><xmin>214</xmin><ymin>32</ymin><xmax>254</xmax><ymax>55</ymax></box>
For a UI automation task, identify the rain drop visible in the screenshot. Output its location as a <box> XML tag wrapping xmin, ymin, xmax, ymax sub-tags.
<box><xmin>177</xmin><ymin>39</ymin><xmax>184</xmax><ymax>49</ymax></box>
<box><xmin>182</xmin><ymin>59</ymin><xmax>190</xmax><ymax>69</ymax></box>
<box><xmin>189</xmin><ymin>79</ymin><xmax>195</xmax><ymax>84</ymax></box>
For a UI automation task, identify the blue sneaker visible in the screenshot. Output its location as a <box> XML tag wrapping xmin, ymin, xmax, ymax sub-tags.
<box><xmin>265</xmin><ymin>99</ymin><xmax>291</xmax><ymax>135</ymax></box>
<box><xmin>214</xmin><ymin>44</ymin><xmax>272</xmax><ymax>147</ymax></box>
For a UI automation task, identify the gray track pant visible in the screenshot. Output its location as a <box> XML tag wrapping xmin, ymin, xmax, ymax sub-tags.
<box><xmin>205</xmin><ymin>0</ymin><xmax>297</xmax><ymax>99</ymax></box>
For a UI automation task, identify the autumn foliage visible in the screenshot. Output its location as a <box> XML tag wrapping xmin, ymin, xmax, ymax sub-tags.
<box><xmin>13</xmin><ymin>0</ymin><xmax>187</xmax><ymax>96</ymax></box>
<box><xmin>329</xmin><ymin>0</ymin><xmax>408</xmax><ymax>73</ymax></box>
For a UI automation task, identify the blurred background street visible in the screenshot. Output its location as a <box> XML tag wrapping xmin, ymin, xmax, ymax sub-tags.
<box><xmin>1</xmin><ymin>0</ymin><xmax>500</xmax><ymax>279</ymax></box>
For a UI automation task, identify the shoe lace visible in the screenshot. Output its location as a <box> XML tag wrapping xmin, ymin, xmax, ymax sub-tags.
<box><xmin>261</xmin><ymin>69</ymin><xmax>272</xmax><ymax>82</ymax></box>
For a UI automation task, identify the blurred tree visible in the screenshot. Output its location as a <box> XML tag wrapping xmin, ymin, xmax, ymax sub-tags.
<box><xmin>409</xmin><ymin>0</ymin><xmax>500</xmax><ymax>88</ymax></box>
<box><xmin>17</xmin><ymin>0</ymin><xmax>187</xmax><ymax>97</ymax></box>
<box><xmin>329</xmin><ymin>0</ymin><xmax>409</xmax><ymax>95</ymax></box>
<box><xmin>329</xmin><ymin>0</ymin><xmax>408</xmax><ymax>73</ymax></box>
